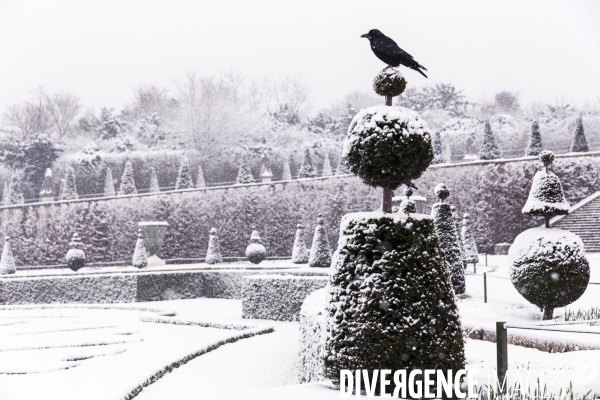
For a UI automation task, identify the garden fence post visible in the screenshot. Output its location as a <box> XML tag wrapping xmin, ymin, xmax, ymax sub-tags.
<box><xmin>484</xmin><ymin>272</ymin><xmax>487</xmax><ymax>303</ymax></box>
<box><xmin>496</xmin><ymin>321</ymin><xmax>508</xmax><ymax>393</ymax></box>
<box><xmin>485</xmin><ymin>253</ymin><xmax>488</xmax><ymax>266</ymax></box>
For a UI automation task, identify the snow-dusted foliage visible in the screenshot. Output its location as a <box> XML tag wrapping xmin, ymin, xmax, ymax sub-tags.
<box><xmin>526</xmin><ymin>121</ymin><xmax>543</xmax><ymax>156</ymax></box>
<box><xmin>343</xmin><ymin>105</ymin><xmax>432</xmax><ymax>190</ymax></box>
<box><xmin>298</xmin><ymin>288</ymin><xmax>327</xmax><ymax>383</ymax></box>
<box><xmin>324</xmin><ymin>212</ymin><xmax>465</xmax><ymax>391</ymax></box>
<box><xmin>149</xmin><ymin>167</ymin><xmax>160</xmax><ymax>193</ymax></box>
<box><xmin>61</xmin><ymin>167</ymin><xmax>79</xmax><ymax>201</ymax></box>
<box><xmin>431</xmin><ymin>131</ymin><xmax>446</xmax><ymax>164</ymax></box>
<box><xmin>241</xmin><ymin>275</ymin><xmax>328</xmax><ymax>321</ymax></box>
<box><xmin>245</xmin><ymin>229</ymin><xmax>266</xmax><ymax>264</ymax></box>
<box><xmin>118</xmin><ymin>160</ymin><xmax>137</xmax><ymax>195</ymax></box>
<box><xmin>509</xmin><ymin>227</ymin><xmax>590</xmax><ymax>319</ymax></box>
<box><xmin>7</xmin><ymin>176</ymin><xmax>24</xmax><ymax>205</ymax></box>
<box><xmin>205</xmin><ymin>227</ymin><xmax>222</xmax><ymax>264</ymax></box>
<box><xmin>175</xmin><ymin>157</ymin><xmax>194</xmax><ymax>190</ymax></box>
<box><xmin>321</xmin><ymin>153</ymin><xmax>332</xmax><ymax>177</ymax></box>
<box><xmin>478</xmin><ymin>120</ymin><xmax>502</xmax><ymax>160</ymax></box>
<box><xmin>236</xmin><ymin>152</ymin><xmax>254</xmax><ymax>184</ymax></box>
<box><xmin>281</xmin><ymin>157</ymin><xmax>292</xmax><ymax>181</ymax></box>
<box><xmin>431</xmin><ymin>187</ymin><xmax>465</xmax><ymax>294</ymax></box>
<box><xmin>66</xmin><ymin>232</ymin><xmax>85</xmax><ymax>271</ymax></box>
<box><xmin>132</xmin><ymin>228</ymin><xmax>148</xmax><ymax>269</ymax></box>
<box><xmin>308</xmin><ymin>217</ymin><xmax>331</xmax><ymax>268</ymax></box>
<box><xmin>569</xmin><ymin>115</ymin><xmax>589</xmax><ymax>153</ymax></box>
<box><xmin>0</xmin><ymin>236</ymin><xmax>16</xmax><ymax>274</ymax></box>
<box><xmin>291</xmin><ymin>224</ymin><xmax>309</xmax><ymax>264</ymax></box>
<box><xmin>398</xmin><ymin>187</ymin><xmax>417</xmax><ymax>215</ymax></box>
<box><xmin>259</xmin><ymin>150</ymin><xmax>273</xmax><ymax>181</ymax></box>
<box><xmin>461</xmin><ymin>213</ymin><xmax>478</xmax><ymax>263</ymax></box>
<box><xmin>451</xmin><ymin>205</ymin><xmax>467</xmax><ymax>267</ymax></box>
<box><xmin>103</xmin><ymin>167</ymin><xmax>116</xmax><ymax>197</ymax></box>
<box><xmin>434</xmin><ymin>182</ymin><xmax>450</xmax><ymax>200</ymax></box>
<box><xmin>196</xmin><ymin>165</ymin><xmax>205</xmax><ymax>189</ymax></box>
<box><xmin>298</xmin><ymin>147</ymin><xmax>318</xmax><ymax>178</ymax></box>
<box><xmin>372</xmin><ymin>66</ymin><xmax>406</xmax><ymax>98</ymax></box>
<box><xmin>39</xmin><ymin>168</ymin><xmax>54</xmax><ymax>199</ymax></box>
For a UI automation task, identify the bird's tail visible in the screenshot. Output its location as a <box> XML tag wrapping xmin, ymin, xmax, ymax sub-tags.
<box><xmin>413</xmin><ymin>66</ymin><xmax>428</xmax><ymax>78</ymax></box>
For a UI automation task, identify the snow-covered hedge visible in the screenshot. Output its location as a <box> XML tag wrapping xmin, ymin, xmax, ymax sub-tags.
<box><xmin>241</xmin><ymin>274</ymin><xmax>328</xmax><ymax>321</ymax></box>
<box><xmin>298</xmin><ymin>288</ymin><xmax>327</xmax><ymax>384</ymax></box>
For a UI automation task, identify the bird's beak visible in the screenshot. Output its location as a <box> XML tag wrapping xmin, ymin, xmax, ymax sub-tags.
<box><xmin>360</xmin><ymin>33</ymin><xmax>370</xmax><ymax>39</ymax></box>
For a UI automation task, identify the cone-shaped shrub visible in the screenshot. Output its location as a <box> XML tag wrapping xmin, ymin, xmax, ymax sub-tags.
<box><xmin>103</xmin><ymin>167</ymin><xmax>116</xmax><ymax>197</ymax></box>
<box><xmin>461</xmin><ymin>213</ymin><xmax>478</xmax><ymax>264</ymax></box>
<box><xmin>0</xmin><ymin>236</ymin><xmax>16</xmax><ymax>274</ymax></box>
<box><xmin>478</xmin><ymin>120</ymin><xmax>501</xmax><ymax>160</ymax></box>
<box><xmin>281</xmin><ymin>157</ymin><xmax>292</xmax><ymax>181</ymax></box>
<box><xmin>7</xmin><ymin>175</ymin><xmax>24</xmax><ymax>205</ymax></box>
<box><xmin>322</xmin><ymin>153</ymin><xmax>332</xmax><ymax>177</ymax></box>
<box><xmin>61</xmin><ymin>167</ymin><xmax>79</xmax><ymax>200</ymax></box>
<box><xmin>431</xmin><ymin>184</ymin><xmax>466</xmax><ymax>294</ymax></box>
<box><xmin>236</xmin><ymin>152</ymin><xmax>254</xmax><ymax>184</ymax></box>
<box><xmin>206</xmin><ymin>227</ymin><xmax>223</xmax><ymax>264</ymax></box>
<box><xmin>431</xmin><ymin>131</ymin><xmax>446</xmax><ymax>164</ymax></box>
<box><xmin>298</xmin><ymin>148</ymin><xmax>318</xmax><ymax>178</ymax></box>
<box><xmin>66</xmin><ymin>233</ymin><xmax>85</xmax><ymax>271</ymax></box>
<box><xmin>132</xmin><ymin>229</ymin><xmax>148</xmax><ymax>269</ymax></box>
<box><xmin>569</xmin><ymin>115</ymin><xmax>589</xmax><ymax>153</ymax></box>
<box><xmin>526</xmin><ymin>121</ymin><xmax>543</xmax><ymax>156</ymax></box>
<box><xmin>176</xmin><ymin>157</ymin><xmax>194</xmax><ymax>190</ymax></box>
<box><xmin>399</xmin><ymin>187</ymin><xmax>417</xmax><ymax>214</ymax></box>
<box><xmin>149</xmin><ymin>167</ymin><xmax>160</xmax><ymax>193</ymax></box>
<box><xmin>291</xmin><ymin>224</ymin><xmax>309</xmax><ymax>264</ymax></box>
<box><xmin>119</xmin><ymin>160</ymin><xmax>137</xmax><ymax>195</ymax></box>
<box><xmin>196</xmin><ymin>165</ymin><xmax>206</xmax><ymax>189</ymax></box>
<box><xmin>246</xmin><ymin>228</ymin><xmax>266</xmax><ymax>264</ymax></box>
<box><xmin>451</xmin><ymin>205</ymin><xmax>467</xmax><ymax>268</ymax></box>
<box><xmin>309</xmin><ymin>217</ymin><xmax>332</xmax><ymax>268</ymax></box>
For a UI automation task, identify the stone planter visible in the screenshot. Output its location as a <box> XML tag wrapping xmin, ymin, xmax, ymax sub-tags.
<box><xmin>138</xmin><ymin>221</ymin><xmax>169</xmax><ymax>267</ymax></box>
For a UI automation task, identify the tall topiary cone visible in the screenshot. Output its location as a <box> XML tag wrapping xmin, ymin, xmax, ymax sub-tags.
<box><xmin>175</xmin><ymin>157</ymin><xmax>194</xmax><ymax>190</ymax></box>
<box><xmin>325</xmin><ymin>68</ymin><xmax>464</xmax><ymax>394</ymax></box>
<box><xmin>149</xmin><ymin>167</ymin><xmax>160</xmax><ymax>193</ymax></box>
<box><xmin>104</xmin><ymin>167</ymin><xmax>116</xmax><ymax>197</ymax></box>
<box><xmin>0</xmin><ymin>236</ymin><xmax>16</xmax><ymax>274</ymax></box>
<box><xmin>291</xmin><ymin>223</ymin><xmax>309</xmax><ymax>264</ymax></box>
<box><xmin>478</xmin><ymin>119</ymin><xmax>501</xmax><ymax>160</ymax></box>
<box><xmin>431</xmin><ymin>183</ymin><xmax>466</xmax><ymax>294</ymax></box>
<box><xmin>461</xmin><ymin>213</ymin><xmax>478</xmax><ymax>264</ymax></box>
<box><xmin>196</xmin><ymin>165</ymin><xmax>206</xmax><ymax>189</ymax></box>
<box><xmin>119</xmin><ymin>160</ymin><xmax>137</xmax><ymax>195</ymax></box>
<box><xmin>246</xmin><ymin>227</ymin><xmax>266</xmax><ymax>264</ymax></box>
<box><xmin>206</xmin><ymin>227</ymin><xmax>223</xmax><ymax>264</ymax></box>
<box><xmin>66</xmin><ymin>232</ymin><xmax>85</xmax><ymax>271</ymax></box>
<box><xmin>569</xmin><ymin>115</ymin><xmax>588</xmax><ymax>153</ymax></box>
<box><xmin>309</xmin><ymin>216</ymin><xmax>331</xmax><ymax>268</ymax></box>
<box><xmin>526</xmin><ymin>121</ymin><xmax>543</xmax><ymax>156</ymax></box>
<box><xmin>132</xmin><ymin>228</ymin><xmax>148</xmax><ymax>269</ymax></box>
<box><xmin>510</xmin><ymin>150</ymin><xmax>589</xmax><ymax>320</ymax></box>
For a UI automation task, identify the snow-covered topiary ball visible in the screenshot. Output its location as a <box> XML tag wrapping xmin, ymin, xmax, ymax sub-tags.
<box><xmin>343</xmin><ymin>105</ymin><xmax>432</xmax><ymax>190</ymax></box>
<box><xmin>372</xmin><ymin>66</ymin><xmax>407</xmax><ymax>98</ymax></box>
<box><xmin>246</xmin><ymin>229</ymin><xmax>266</xmax><ymax>264</ymax></box>
<box><xmin>434</xmin><ymin>183</ymin><xmax>450</xmax><ymax>202</ymax></box>
<box><xmin>509</xmin><ymin>228</ymin><xmax>590</xmax><ymax>315</ymax></box>
<box><xmin>66</xmin><ymin>232</ymin><xmax>86</xmax><ymax>272</ymax></box>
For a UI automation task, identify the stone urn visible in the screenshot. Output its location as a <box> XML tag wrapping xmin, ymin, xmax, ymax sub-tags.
<box><xmin>138</xmin><ymin>221</ymin><xmax>169</xmax><ymax>267</ymax></box>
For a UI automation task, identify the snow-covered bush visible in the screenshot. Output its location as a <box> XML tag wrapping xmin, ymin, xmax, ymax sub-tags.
<box><xmin>103</xmin><ymin>167</ymin><xmax>116</xmax><ymax>197</ymax></box>
<box><xmin>281</xmin><ymin>157</ymin><xmax>292</xmax><ymax>181</ymax></box>
<box><xmin>66</xmin><ymin>232</ymin><xmax>86</xmax><ymax>271</ymax></box>
<box><xmin>196</xmin><ymin>165</ymin><xmax>205</xmax><ymax>189</ymax></box>
<box><xmin>298</xmin><ymin>148</ymin><xmax>318</xmax><ymax>178</ymax></box>
<box><xmin>308</xmin><ymin>217</ymin><xmax>331</xmax><ymax>268</ymax></box>
<box><xmin>526</xmin><ymin>121</ymin><xmax>543</xmax><ymax>156</ymax></box>
<box><xmin>0</xmin><ymin>236</ymin><xmax>16</xmax><ymax>274</ymax></box>
<box><xmin>245</xmin><ymin>229</ymin><xmax>266</xmax><ymax>264</ymax></box>
<box><xmin>399</xmin><ymin>187</ymin><xmax>417</xmax><ymax>214</ymax></box>
<box><xmin>7</xmin><ymin>175</ymin><xmax>24</xmax><ymax>205</ymax></box>
<box><xmin>61</xmin><ymin>167</ymin><xmax>79</xmax><ymax>201</ymax></box>
<box><xmin>298</xmin><ymin>288</ymin><xmax>327</xmax><ymax>384</ymax></box>
<box><xmin>372</xmin><ymin>66</ymin><xmax>406</xmax><ymax>98</ymax></box>
<box><xmin>291</xmin><ymin>224</ymin><xmax>309</xmax><ymax>264</ymax></box>
<box><xmin>431</xmin><ymin>131</ymin><xmax>446</xmax><ymax>164</ymax></box>
<box><xmin>478</xmin><ymin>120</ymin><xmax>502</xmax><ymax>160</ymax></box>
<box><xmin>205</xmin><ymin>227</ymin><xmax>222</xmax><ymax>264</ymax></box>
<box><xmin>431</xmin><ymin>184</ymin><xmax>465</xmax><ymax>294</ymax></box>
<box><xmin>132</xmin><ymin>229</ymin><xmax>148</xmax><ymax>269</ymax></box>
<box><xmin>321</xmin><ymin>153</ymin><xmax>332</xmax><ymax>177</ymax></box>
<box><xmin>149</xmin><ymin>167</ymin><xmax>160</xmax><ymax>193</ymax></box>
<box><xmin>118</xmin><ymin>160</ymin><xmax>137</xmax><ymax>195</ymax></box>
<box><xmin>175</xmin><ymin>157</ymin><xmax>194</xmax><ymax>190</ymax></box>
<box><xmin>236</xmin><ymin>151</ymin><xmax>254</xmax><ymax>184</ymax></box>
<box><xmin>569</xmin><ymin>115</ymin><xmax>589</xmax><ymax>153</ymax></box>
<box><xmin>461</xmin><ymin>213</ymin><xmax>478</xmax><ymax>264</ymax></box>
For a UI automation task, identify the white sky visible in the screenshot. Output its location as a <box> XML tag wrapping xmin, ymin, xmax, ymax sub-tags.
<box><xmin>0</xmin><ymin>0</ymin><xmax>599</xmax><ymax>114</ymax></box>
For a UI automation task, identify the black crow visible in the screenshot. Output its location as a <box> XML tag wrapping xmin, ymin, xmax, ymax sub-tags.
<box><xmin>361</xmin><ymin>29</ymin><xmax>428</xmax><ymax>78</ymax></box>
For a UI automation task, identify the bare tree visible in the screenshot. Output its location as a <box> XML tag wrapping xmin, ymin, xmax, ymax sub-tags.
<box><xmin>3</xmin><ymin>87</ymin><xmax>52</xmax><ymax>137</ymax></box>
<box><xmin>269</xmin><ymin>75</ymin><xmax>311</xmax><ymax>118</ymax></box>
<box><xmin>45</xmin><ymin>91</ymin><xmax>81</xmax><ymax>137</ymax></box>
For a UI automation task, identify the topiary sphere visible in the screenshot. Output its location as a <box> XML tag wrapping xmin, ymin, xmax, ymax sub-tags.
<box><xmin>343</xmin><ymin>105</ymin><xmax>432</xmax><ymax>190</ymax></box>
<box><xmin>434</xmin><ymin>183</ymin><xmax>450</xmax><ymax>201</ymax></box>
<box><xmin>509</xmin><ymin>227</ymin><xmax>589</xmax><ymax>312</ymax></box>
<box><xmin>539</xmin><ymin>150</ymin><xmax>555</xmax><ymax>168</ymax></box>
<box><xmin>372</xmin><ymin>66</ymin><xmax>407</xmax><ymax>98</ymax></box>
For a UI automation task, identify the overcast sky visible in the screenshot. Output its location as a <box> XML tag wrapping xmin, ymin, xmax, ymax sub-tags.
<box><xmin>0</xmin><ymin>0</ymin><xmax>599</xmax><ymax>115</ymax></box>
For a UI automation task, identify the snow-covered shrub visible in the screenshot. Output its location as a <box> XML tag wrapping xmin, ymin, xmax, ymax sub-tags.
<box><xmin>509</xmin><ymin>228</ymin><xmax>589</xmax><ymax>320</ymax></box>
<box><xmin>236</xmin><ymin>151</ymin><xmax>254</xmax><ymax>184</ymax></box>
<box><xmin>569</xmin><ymin>115</ymin><xmax>589</xmax><ymax>153</ymax></box>
<box><xmin>66</xmin><ymin>232</ymin><xmax>85</xmax><ymax>271</ymax></box>
<box><xmin>61</xmin><ymin>166</ymin><xmax>79</xmax><ymax>201</ymax></box>
<box><xmin>0</xmin><ymin>236</ymin><xmax>16</xmax><ymax>274</ymax></box>
<box><xmin>461</xmin><ymin>213</ymin><xmax>478</xmax><ymax>264</ymax></box>
<box><xmin>399</xmin><ymin>187</ymin><xmax>417</xmax><ymax>214</ymax></box>
<box><xmin>7</xmin><ymin>175</ymin><xmax>24</xmax><ymax>205</ymax></box>
<box><xmin>175</xmin><ymin>157</ymin><xmax>194</xmax><ymax>190</ymax></box>
<box><xmin>205</xmin><ymin>227</ymin><xmax>222</xmax><ymax>264</ymax></box>
<box><xmin>196</xmin><ymin>165</ymin><xmax>205</xmax><ymax>189</ymax></box>
<box><xmin>451</xmin><ymin>205</ymin><xmax>467</xmax><ymax>267</ymax></box>
<box><xmin>103</xmin><ymin>167</ymin><xmax>116</xmax><ymax>197</ymax></box>
<box><xmin>431</xmin><ymin>185</ymin><xmax>465</xmax><ymax>294</ymax></box>
<box><xmin>321</xmin><ymin>153</ymin><xmax>332</xmax><ymax>177</ymax></box>
<box><xmin>372</xmin><ymin>66</ymin><xmax>406</xmax><ymax>98</ymax></box>
<box><xmin>291</xmin><ymin>224</ymin><xmax>309</xmax><ymax>264</ymax></box>
<box><xmin>298</xmin><ymin>147</ymin><xmax>318</xmax><ymax>178</ymax></box>
<box><xmin>149</xmin><ymin>167</ymin><xmax>160</xmax><ymax>193</ymax></box>
<box><xmin>526</xmin><ymin>121</ymin><xmax>543</xmax><ymax>156</ymax></box>
<box><xmin>245</xmin><ymin>229</ymin><xmax>266</xmax><ymax>264</ymax></box>
<box><xmin>298</xmin><ymin>287</ymin><xmax>327</xmax><ymax>384</ymax></box>
<box><xmin>308</xmin><ymin>217</ymin><xmax>331</xmax><ymax>268</ymax></box>
<box><xmin>132</xmin><ymin>229</ymin><xmax>148</xmax><ymax>269</ymax></box>
<box><xmin>281</xmin><ymin>157</ymin><xmax>292</xmax><ymax>180</ymax></box>
<box><xmin>478</xmin><ymin>120</ymin><xmax>502</xmax><ymax>160</ymax></box>
<box><xmin>118</xmin><ymin>160</ymin><xmax>137</xmax><ymax>195</ymax></box>
<box><xmin>431</xmin><ymin>131</ymin><xmax>446</xmax><ymax>164</ymax></box>
<box><xmin>241</xmin><ymin>274</ymin><xmax>328</xmax><ymax>321</ymax></box>
<box><xmin>324</xmin><ymin>212</ymin><xmax>465</xmax><ymax>391</ymax></box>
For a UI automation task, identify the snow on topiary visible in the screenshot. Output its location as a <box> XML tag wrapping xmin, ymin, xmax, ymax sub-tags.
<box><xmin>118</xmin><ymin>160</ymin><xmax>137</xmax><ymax>195</ymax></box>
<box><xmin>526</xmin><ymin>121</ymin><xmax>543</xmax><ymax>156</ymax></box>
<box><xmin>372</xmin><ymin>66</ymin><xmax>407</xmax><ymax>98</ymax></box>
<box><xmin>196</xmin><ymin>165</ymin><xmax>206</xmax><ymax>189</ymax></box>
<box><xmin>132</xmin><ymin>229</ymin><xmax>148</xmax><ymax>269</ymax></box>
<box><xmin>522</xmin><ymin>150</ymin><xmax>569</xmax><ymax>228</ymax></box>
<box><xmin>431</xmin><ymin>184</ymin><xmax>466</xmax><ymax>294</ymax></box>
<box><xmin>205</xmin><ymin>227</ymin><xmax>223</xmax><ymax>264</ymax></box>
<box><xmin>451</xmin><ymin>206</ymin><xmax>466</xmax><ymax>266</ymax></box>
<box><xmin>39</xmin><ymin>168</ymin><xmax>54</xmax><ymax>199</ymax></box>
<box><xmin>7</xmin><ymin>176</ymin><xmax>24</xmax><ymax>205</ymax></box>
<box><xmin>308</xmin><ymin>216</ymin><xmax>331</xmax><ymax>268</ymax></box>
<box><xmin>324</xmin><ymin>212</ymin><xmax>465</xmax><ymax>392</ymax></box>
<box><xmin>299</xmin><ymin>287</ymin><xmax>327</xmax><ymax>383</ymax></box>
<box><xmin>281</xmin><ymin>157</ymin><xmax>292</xmax><ymax>181</ymax></box>
<box><xmin>291</xmin><ymin>224</ymin><xmax>309</xmax><ymax>264</ymax></box>
<box><xmin>0</xmin><ymin>236</ymin><xmax>16</xmax><ymax>274</ymax></box>
<box><xmin>103</xmin><ymin>167</ymin><xmax>116</xmax><ymax>197</ymax></box>
<box><xmin>399</xmin><ymin>186</ymin><xmax>417</xmax><ymax>215</ymax></box>
<box><xmin>478</xmin><ymin>119</ymin><xmax>502</xmax><ymax>160</ymax></box>
<box><xmin>236</xmin><ymin>151</ymin><xmax>254</xmax><ymax>184</ymax></box>
<box><xmin>509</xmin><ymin>227</ymin><xmax>589</xmax><ymax>320</ymax></box>
<box><xmin>343</xmin><ymin>105</ymin><xmax>432</xmax><ymax>212</ymax></box>
<box><xmin>461</xmin><ymin>213</ymin><xmax>478</xmax><ymax>264</ymax></box>
<box><xmin>431</xmin><ymin>131</ymin><xmax>446</xmax><ymax>164</ymax></box>
<box><xmin>298</xmin><ymin>148</ymin><xmax>318</xmax><ymax>178</ymax></box>
<box><xmin>321</xmin><ymin>153</ymin><xmax>332</xmax><ymax>177</ymax></box>
<box><xmin>569</xmin><ymin>115</ymin><xmax>589</xmax><ymax>153</ymax></box>
<box><xmin>245</xmin><ymin>228</ymin><xmax>266</xmax><ymax>264</ymax></box>
<box><xmin>175</xmin><ymin>157</ymin><xmax>194</xmax><ymax>190</ymax></box>
<box><xmin>61</xmin><ymin>167</ymin><xmax>79</xmax><ymax>200</ymax></box>
<box><xmin>66</xmin><ymin>232</ymin><xmax>85</xmax><ymax>272</ymax></box>
<box><xmin>149</xmin><ymin>167</ymin><xmax>160</xmax><ymax>193</ymax></box>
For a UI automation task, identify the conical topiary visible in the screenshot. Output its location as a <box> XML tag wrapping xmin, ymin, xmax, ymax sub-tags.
<box><xmin>281</xmin><ymin>157</ymin><xmax>292</xmax><ymax>181</ymax></box>
<box><xmin>431</xmin><ymin>184</ymin><xmax>466</xmax><ymax>294</ymax></box>
<box><xmin>61</xmin><ymin>167</ymin><xmax>79</xmax><ymax>200</ymax></box>
<box><xmin>431</xmin><ymin>131</ymin><xmax>446</xmax><ymax>164</ymax></box>
<box><xmin>65</xmin><ymin>232</ymin><xmax>85</xmax><ymax>272</ymax></box>
<box><xmin>309</xmin><ymin>216</ymin><xmax>331</xmax><ymax>268</ymax></box>
<box><xmin>236</xmin><ymin>151</ymin><xmax>254</xmax><ymax>184</ymax></box>
<box><xmin>478</xmin><ymin>120</ymin><xmax>501</xmax><ymax>160</ymax></box>
<box><xmin>206</xmin><ymin>227</ymin><xmax>223</xmax><ymax>264</ymax></box>
<box><xmin>132</xmin><ymin>228</ymin><xmax>148</xmax><ymax>269</ymax></box>
<box><xmin>118</xmin><ymin>160</ymin><xmax>137</xmax><ymax>195</ymax></box>
<box><xmin>526</xmin><ymin>121</ymin><xmax>543</xmax><ymax>156</ymax></box>
<box><xmin>149</xmin><ymin>167</ymin><xmax>160</xmax><ymax>193</ymax></box>
<box><xmin>0</xmin><ymin>236</ymin><xmax>16</xmax><ymax>274</ymax></box>
<box><xmin>322</xmin><ymin>153</ymin><xmax>332</xmax><ymax>177</ymax></box>
<box><xmin>399</xmin><ymin>187</ymin><xmax>417</xmax><ymax>215</ymax></box>
<box><xmin>291</xmin><ymin>223</ymin><xmax>309</xmax><ymax>264</ymax></box>
<box><xmin>451</xmin><ymin>205</ymin><xmax>467</xmax><ymax>269</ymax></box>
<box><xmin>103</xmin><ymin>167</ymin><xmax>116</xmax><ymax>197</ymax></box>
<box><xmin>175</xmin><ymin>157</ymin><xmax>194</xmax><ymax>190</ymax></box>
<box><xmin>298</xmin><ymin>148</ymin><xmax>318</xmax><ymax>178</ymax></box>
<box><xmin>522</xmin><ymin>150</ymin><xmax>569</xmax><ymax>228</ymax></box>
<box><xmin>461</xmin><ymin>213</ymin><xmax>478</xmax><ymax>264</ymax></box>
<box><xmin>196</xmin><ymin>165</ymin><xmax>206</xmax><ymax>189</ymax></box>
<box><xmin>7</xmin><ymin>175</ymin><xmax>24</xmax><ymax>205</ymax></box>
<box><xmin>569</xmin><ymin>115</ymin><xmax>589</xmax><ymax>153</ymax></box>
<box><xmin>246</xmin><ymin>228</ymin><xmax>266</xmax><ymax>264</ymax></box>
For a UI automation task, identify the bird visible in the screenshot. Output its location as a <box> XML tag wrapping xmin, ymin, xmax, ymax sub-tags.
<box><xmin>361</xmin><ymin>29</ymin><xmax>428</xmax><ymax>78</ymax></box>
